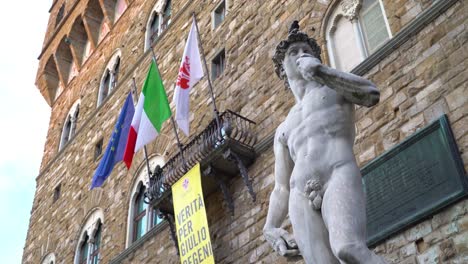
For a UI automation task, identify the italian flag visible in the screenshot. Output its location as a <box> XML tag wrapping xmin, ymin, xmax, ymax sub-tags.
<box><xmin>123</xmin><ymin>61</ymin><xmax>171</xmax><ymax>168</ymax></box>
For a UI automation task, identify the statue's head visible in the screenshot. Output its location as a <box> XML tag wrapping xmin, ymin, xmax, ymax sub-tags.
<box><xmin>273</xmin><ymin>21</ymin><xmax>321</xmax><ymax>83</ymax></box>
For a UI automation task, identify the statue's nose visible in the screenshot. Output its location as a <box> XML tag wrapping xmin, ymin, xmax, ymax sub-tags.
<box><xmin>299</xmin><ymin>52</ymin><xmax>313</xmax><ymax>58</ymax></box>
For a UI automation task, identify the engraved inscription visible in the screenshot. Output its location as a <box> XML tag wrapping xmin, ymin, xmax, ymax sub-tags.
<box><xmin>365</xmin><ymin>158</ymin><xmax>441</xmax><ymax>225</ymax></box>
<box><xmin>362</xmin><ymin>116</ymin><xmax>467</xmax><ymax>246</ymax></box>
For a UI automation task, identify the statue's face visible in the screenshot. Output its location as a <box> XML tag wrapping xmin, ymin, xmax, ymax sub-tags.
<box><xmin>283</xmin><ymin>42</ymin><xmax>316</xmax><ymax>79</ymax></box>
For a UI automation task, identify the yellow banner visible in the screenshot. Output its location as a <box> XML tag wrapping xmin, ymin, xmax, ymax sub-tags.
<box><xmin>172</xmin><ymin>163</ymin><xmax>215</xmax><ymax>264</ymax></box>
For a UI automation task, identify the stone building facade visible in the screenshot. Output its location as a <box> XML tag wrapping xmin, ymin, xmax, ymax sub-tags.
<box><xmin>24</xmin><ymin>0</ymin><xmax>467</xmax><ymax>263</ymax></box>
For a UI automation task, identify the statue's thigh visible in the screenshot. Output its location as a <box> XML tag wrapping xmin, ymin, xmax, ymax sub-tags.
<box><xmin>289</xmin><ymin>189</ymin><xmax>339</xmax><ymax>264</ymax></box>
<box><xmin>322</xmin><ymin>165</ymin><xmax>367</xmax><ymax>246</ymax></box>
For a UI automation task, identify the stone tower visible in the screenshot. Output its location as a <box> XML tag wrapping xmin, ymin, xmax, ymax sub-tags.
<box><xmin>24</xmin><ymin>0</ymin><xmax>467</xmax><ymax>263</ymax></box>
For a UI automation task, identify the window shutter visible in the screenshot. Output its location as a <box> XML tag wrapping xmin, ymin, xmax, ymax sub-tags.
<box><xmin>360</xmin><ymin>1</ymin><xmax>390</xmax><ymax>54</ymax></box>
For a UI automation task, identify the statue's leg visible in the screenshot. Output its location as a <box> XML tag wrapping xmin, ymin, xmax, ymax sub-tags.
<box><xmin>289</xmin><ymin>188</ymin><xmax>340</xmax><ymax>264</ymax></box>
<box><xmin>321</xmin><ymin>163</ymin><xmax>387</xmax><ymax>264</ymax></box>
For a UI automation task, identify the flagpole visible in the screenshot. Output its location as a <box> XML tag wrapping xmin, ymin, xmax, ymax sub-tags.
<box><xmin>149</xmin><ymin>48</ymin><xmax>188</xmax><ymax>170</ymax></box>
<box><xmin>192</xmin><ymin>12</ymin><xmax>222</xmax><ymax>134</ymax></box>
<box><xmin>131</xmin><ymin>78</ymin><xmax>153</xmax><ymax>181</ymax></box>
<box><xmin>130</xmin><ymin>77</ymin><xmax>138</xmax><ymax>102</ymax></box>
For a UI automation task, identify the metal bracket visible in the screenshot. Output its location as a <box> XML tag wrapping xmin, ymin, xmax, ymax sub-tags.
<box><xmin>160</xmin><ymin>210</ymin><xmax>179</xmax><ymax>256</ymax></box>
<box><xmin>144</xmin><ymin>165</ymin><xmax>164</xmax><ymax>204</ymax></box>
<box><xmin>204</xmin><ymin>166</ymin><xmax>235</xmax><ymax>215</ymax></box>
<box><xmin>223</xmin><ymin>148</ymin><xmax>256</xmax><ymax>202</ymax></box>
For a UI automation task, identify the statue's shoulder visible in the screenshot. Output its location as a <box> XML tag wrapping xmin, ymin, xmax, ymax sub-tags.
<box><xmin>275</xmin><ymin>121</ymin><xmax>285</xmax><ymax>135</ymax></box>
<box><xmin>275</xmin><ymin>122</ymin><xmax>289</xmax><ymax>145</ymax></box>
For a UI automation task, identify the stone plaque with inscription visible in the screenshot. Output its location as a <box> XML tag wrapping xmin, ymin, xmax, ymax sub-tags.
<box><xmin>362</xmin><ymin>115</ymin><xmax>467</xmax><ymax>246</ymax></box>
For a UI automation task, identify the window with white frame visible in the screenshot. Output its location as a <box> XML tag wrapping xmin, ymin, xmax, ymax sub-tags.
<box><xmin>126</xmin><ymin>156</ymin><xmax>165</xmax><ymax>246</ymax></box>
<box><xmin>59</xmin><ymin>101</ymin><xmax>80</xmax><ymax>150</ymax></box>
<box><xmin>145</xmin><ymin>0</ymin><xmax>172</xmax><ymax>50</ymax></box>
<box><xmin>161</xmin><ymin>0</ymin><xmax>171</xmax><ymax>31</ymax></box>
<box><xmin>41</xmin><ymin>253</ymin><xmax>56</xmax><ymax>264</ymax></box>
<box><xmin>212</xmin><ymin>49</ymin><xmax>225</xmax><ymax>80</ymax></box>
<box><xmin>325</xmin><ymin>0</ymin><xmax>391</xmax><ymax>71</ymax></box>
<box><xmin>97</xmin><ymin>51</ymin><xmax>121</xmax><ymax>106</ymax></box>
<box><xmin>74</xmin><ymin>209</ymin><xmax>104</xmax><ymax>264</ymax></box>
<box><xmin>212</xmin><ymin>0</ymin><xmax>226</xmax><ymax>29</ymax></box>
<box><xmin>149</xmin><ymin>12</ymin><xmax>160</xmax><ymax>45</ymax></box>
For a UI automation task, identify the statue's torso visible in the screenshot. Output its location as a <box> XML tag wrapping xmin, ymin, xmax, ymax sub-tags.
<box><xmin>278</xmin><ymin>83</ymin><xmax>358</xmax><ymax>189</ymax></box>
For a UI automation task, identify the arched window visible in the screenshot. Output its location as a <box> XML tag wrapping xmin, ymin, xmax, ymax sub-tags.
<box><xmin>126</xmin><ymin>156</ymin><xmax>165</xmax><ymax>246</ymax></box>
<box><xmin>56</xmin><ymin>37</ymin><xmax>75</xmax><ymax>84</ymax></box>
<box><xmin>144</xmin><ymin>0</ymin><xmax>172</xmax><ymax>50</ymax></box>
<box><xmin>55</xmin><ymin>4</ymin><xmax>65</xmax><ymax>28</ymax></box>
<box><xmin>74</xmin><ymin>209</ymin><xmax>104</xmax><ymax>264</ymax></box>
<box><xmin>111</xmin><ymin>57</ymin><xmax>120</xmax><ymax>89</ymax></box>
<box><xmin>161</xmin><ymin>0</ymin><xmax>171</xmax><ymax>31</ymax></box>
<box><xmin>97</xmin><ymin>51</ymin><xmax>121</xmax><ymax>106</ymax></box>
<box><xmin>84</xmin><ymin>0</ymin><xmax>108</xmax><ymax>45</ymax></box>
<box><xmin>59</xmin><ymin>101</ymin><xmax>80</xmax><ymax>150</ymax></box>
<box><xmin>149</xmin><ymin>14</ymin><xmax>160</xmax><ymax>45</ymax></box>
<box><xmin>69</xmin><ymin>17</ymin><xmax>90</xmax><ymax>66</ymax></box>
<box><xmin>151</xmin><ymin>202</ymin><xmax>163</xmax><ymax>227</ymax></box>
<box><xmin>44</xmin><ymin>56</ymin><xmax>60</xmax><ymax>104</ymax></box>
<box><xmin>89</xmin><ymin>224</ymin><xmax>101</xmax><ymax>264</ymax></box>
<box><xmin>114</xmin><ymin>0</ymin><xmax>128</xmax><ymax>21</ymax></box>
<box><xmin>133</xmin><ymin>184</ymin><xmax>148</xmax><ymax>241</ymax></box>
<box><xmin>78</xmin><ymin>234</ymin><xmax>89</xmax><ymax>264</ymax></box>
<box><xmin>41</xmin><ymin>253</ymin><xmax>56</xmax><ymax>264</ymax></box>
<box><xmin>325</xmin><ymin>0</ymin><xmax>391</xmax><ymax>71</ymax></box>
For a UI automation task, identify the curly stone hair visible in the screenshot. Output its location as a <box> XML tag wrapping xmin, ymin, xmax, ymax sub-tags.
<box><xmin>272</xmin><ymin>21</ymin><xmax>322</xmax><ymax>81</ymax></box>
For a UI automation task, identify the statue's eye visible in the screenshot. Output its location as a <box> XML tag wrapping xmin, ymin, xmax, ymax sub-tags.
<box><xmin>289</xmin><ymin>49</ymin><xmax>298</xmax><ymax>56</ymax></box>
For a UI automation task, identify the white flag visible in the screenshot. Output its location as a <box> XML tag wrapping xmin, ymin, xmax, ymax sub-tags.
<box><xmin>174</xmin><ymin>17</ymin><xmax>204</xmax><ymax>136</ymax></box>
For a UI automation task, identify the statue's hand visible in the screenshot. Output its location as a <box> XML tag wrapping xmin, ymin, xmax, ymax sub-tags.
<box><xmin>296</xmin><ymin>55</ymin><xmax>321</xmax><ymax>81</ymax></box>
<box><xmin>264</xmin><ymin>227</ymin><xmax>300</xmax><ymax>257</ymax></box>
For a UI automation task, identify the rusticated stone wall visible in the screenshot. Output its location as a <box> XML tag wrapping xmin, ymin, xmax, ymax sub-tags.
<box><xmin>24</xmin><ymin>0</ymin><xmax>467</xmax><ymax>263</ymax></box>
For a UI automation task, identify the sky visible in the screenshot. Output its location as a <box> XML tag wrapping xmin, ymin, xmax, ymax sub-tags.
<box><xmin>0</xmin><ymin>1</ymin><xmax>51</xmax><ymax>263</ymax></box>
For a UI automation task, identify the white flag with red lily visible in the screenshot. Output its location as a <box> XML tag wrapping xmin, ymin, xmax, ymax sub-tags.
<box><xmin>173</xmin><ymin>17</ymin><xmax>204</xmax><ymax>136</ymax></box>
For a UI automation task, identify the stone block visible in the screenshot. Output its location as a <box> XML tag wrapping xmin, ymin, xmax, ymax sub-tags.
<box><xmin>384</xmin><ymin>234</ymin><xmax>406</xmax><ymax>256</ymax></box>
<box><xmin>401</xmin><ymin>114</ymin><xmax>425</xmax><ymax>136</ymax></box>
<box><xmin>431</xmin><ymin>200</ymin><xmax>467</xmax><ymax>230</ymax></box>
<box><xmin>423</xmin><ymin>99</ymin><xmax>449</xmax><ymax>123</ymax></box>
<box><xmin>359</xmin><ymin>145</ymin><xmax>376</xmax><ymax>164</ymax></box>
<box><xmin>440</xmin><ymin>239</ymin><xmax>456</xmax><ymax>261</ymax></box>
<box><xmin>400</xmin><ymin>242</ymin><xmax>417</xmax><ymax>258</ymax></box>
<box><xmin>445</xmin><ymin>86</ymin><xmax>467</xmax><ymax>111</ymax></box>
<box><xmin>453</xmin><ymin>232</ymin><xmax>468</xmax><ymax>256</ymax></box>
<box><xmin>399</xmin><ymin>255</ymin><xmax>418</xmax><ymax>264</ymax></box>
<box><xmin>456</xmin><ymin>215</ymin><xmax>468</xmax><ymax>232</ymax></box>
<box><xmin>405</xmin><ymin>221</ymin><xmax>432</xmax><ymax>242</ymax></box>
<box><xmin>415</xmin><ymin>79</ymin><xmax>442</xmax><ymax>102</ymax></box>
<box><xmin>416</xmin><ymin>245</ymin><xmax>440</xmax><ymax>264</ymax></box>
<box><xmin>391</xmin><ymin>90</ymin><xmax>408</xmax><ymax>109</ymax></box>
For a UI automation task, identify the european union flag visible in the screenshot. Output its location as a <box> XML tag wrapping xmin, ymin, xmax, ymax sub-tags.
<box><xmin>91</xmin><ymin>93</ymin><xmax>135</xmax><ymax>189</ymax></box>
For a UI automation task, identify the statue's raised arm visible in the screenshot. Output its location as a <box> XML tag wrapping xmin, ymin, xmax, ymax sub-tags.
<box><xmin>300</xmin><ymin>59</ymin><xmax>380</xmax><ymax>107</ymax></box>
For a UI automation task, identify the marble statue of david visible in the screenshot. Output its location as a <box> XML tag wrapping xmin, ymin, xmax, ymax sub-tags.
<box><xmin>263</xmin><ymin>21</ymin><xmax>388</xmax><ymax>264</ymax></box>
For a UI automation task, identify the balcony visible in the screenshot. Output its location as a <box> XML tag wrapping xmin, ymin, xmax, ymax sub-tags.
<box><xmin>144</xmin><ymin>110</ymin><xmax>257</xmax><ymax>216</ymax></box>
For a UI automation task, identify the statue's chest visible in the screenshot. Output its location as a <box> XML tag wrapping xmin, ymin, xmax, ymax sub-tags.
<box><xmin>301</xmin><ymin>87</ymin><xmax>340</xmax><ymax>113</ymax></box>
<box><xmin>281</xmin><ymin>89</ymin><xmax>347</xmax><ymax>142</ymax></box>
<box><xmin>280</xmin><ymin>109</ymin><xmax>305</xmax><ymax>146</ymax></box>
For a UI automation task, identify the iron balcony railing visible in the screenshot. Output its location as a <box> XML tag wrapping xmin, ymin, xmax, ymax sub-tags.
<box><xmin>145</xmin><ymin>110</ymin><xmax>256</xmax><ymax>205</ymax></box>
